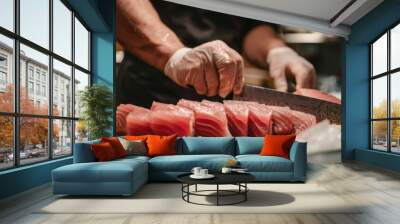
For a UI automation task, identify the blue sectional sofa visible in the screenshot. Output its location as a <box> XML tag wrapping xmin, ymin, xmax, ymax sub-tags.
<box><xmin>52</xmin><ymin>137</ymin><xmax>307</xmax><ymax>196</ymax></box>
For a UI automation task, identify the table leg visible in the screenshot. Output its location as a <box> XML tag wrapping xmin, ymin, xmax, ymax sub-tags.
<box><xmin>245</xmin><ymin>183</ymin><xmax>247</xmax><ymax>201</ymax></box>
<box><xmin>217</xmin><ymin>184</ymin><xmax>219</xmax><ymax>206</ymax></box>
<box><xmin>187</xmin><ymin>184</ymin><xmax>190</xmax><ymax>202</ymax></box>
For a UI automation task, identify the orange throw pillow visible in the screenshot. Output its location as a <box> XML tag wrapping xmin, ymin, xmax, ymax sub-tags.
<box><xmin>101</xmin><ymin>137</ymin><xmax>126</xmax><ymax>158</ymax></box>
<box><xmin>146</xmin><ymin>134</ymin><xmax>177</xmax><ymax>157</ymax></box>
<box><xmin>260</xmin><ymin>134</ymin><xmax>296</xmax><ymax>159</ymax></box>
<box><xmin>91</xmin><ymin>142</ymin><xmax>117</xmax><ymax>161</ymax></box>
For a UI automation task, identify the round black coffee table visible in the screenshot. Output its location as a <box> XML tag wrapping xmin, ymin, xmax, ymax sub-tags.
<box><xmin>177</xmin><ymin>173</ymin><xmax>255</xmax><ymax>206</ymax></box>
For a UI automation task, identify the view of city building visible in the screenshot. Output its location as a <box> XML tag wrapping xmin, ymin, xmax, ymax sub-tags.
<box><xmin>0</xmin><ymin>41</ymin><xmax>89</xmax><ymax>170</ymax></box>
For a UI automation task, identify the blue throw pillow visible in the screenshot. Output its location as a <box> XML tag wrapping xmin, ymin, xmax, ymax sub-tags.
<box><xmin>180</xmin><ymin>137</ymin><xmax>235</xmax><ymax>155</ymax></box>
<box><xmin>235</xmin><ymin>137</ymin><xmax>264</xmax><ymax>155</ymax></box>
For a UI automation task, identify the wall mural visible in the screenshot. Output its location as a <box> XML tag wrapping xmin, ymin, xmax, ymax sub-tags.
<box><xmin>115</xmin><ymin>0</ymin><xmax>342</xmax><ymax>150</ymax></box>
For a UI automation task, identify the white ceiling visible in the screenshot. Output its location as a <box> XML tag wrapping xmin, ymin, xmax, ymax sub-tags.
<box><xmin>163</xmin><ymin>0</ymin><xmax>384</xmax><ymax>38</ymax></box>
<box><xmin>226</xmin><ymin>0</ymin><xmax>352</xmax><ymax>22</ymax></box>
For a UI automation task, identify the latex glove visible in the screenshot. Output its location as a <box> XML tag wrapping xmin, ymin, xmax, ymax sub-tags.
<box><xmin>164</xmin><ymin>40</ymin><xmax>244</xmax><ymax>98</ymax></box>
<box><xmin>266</xmin><ymin>47</ymin><xmax>316</xmax><ymax>92</ymax></box>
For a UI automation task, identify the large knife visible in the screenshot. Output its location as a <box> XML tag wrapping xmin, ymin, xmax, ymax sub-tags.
<box><xmin>233</xmin><ymin>85</ymin><xmax>341</xmax><ymax>124</ymax></box>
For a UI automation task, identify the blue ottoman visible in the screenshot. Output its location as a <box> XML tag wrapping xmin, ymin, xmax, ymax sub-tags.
<box><xmin>52</xmin><ymin>156</ymin><xmax>148</xmax><ymax>196</ymax></box>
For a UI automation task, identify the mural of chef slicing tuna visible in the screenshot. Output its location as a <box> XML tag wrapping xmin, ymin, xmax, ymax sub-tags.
<box><xmin>115</xmin><ymin>0</ymin><xmax>342</xmax><ymax>140</ymax></box>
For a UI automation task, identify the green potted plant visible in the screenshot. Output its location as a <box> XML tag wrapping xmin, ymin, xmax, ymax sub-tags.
<box><xmin>79</xmin><ymin>84</ymin><xmax>113</xmax><ymax>140</ymax></box>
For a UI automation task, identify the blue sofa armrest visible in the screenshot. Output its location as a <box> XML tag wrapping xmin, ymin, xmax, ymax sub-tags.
<box><xmin>73</xmin><ymin>140</ymin><xmax>100</xmax><ymax>163</ymax></box>
<box><xmin>289</xmin><ymin>141</ymin><xmax>307</xmax><ymax>181</ymax></box>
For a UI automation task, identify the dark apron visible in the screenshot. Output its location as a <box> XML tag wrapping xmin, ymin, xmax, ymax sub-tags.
<box><xmin>117</xmin><ymin>1</ymin><xmax>266</xmax><ymax>108</ymax></box>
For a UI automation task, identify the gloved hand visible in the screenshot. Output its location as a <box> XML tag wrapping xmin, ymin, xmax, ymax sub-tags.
<box><xmin>164</xmin><ymin>40</ymin><xmax>244</xmax><ymax>98</ymax></box>
<box><xmin>266</xmin><ymin>47</ymin><xmax>316</xmax><ymax>92</ymax></box>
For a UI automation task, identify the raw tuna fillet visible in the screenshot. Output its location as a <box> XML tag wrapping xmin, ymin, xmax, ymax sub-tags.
<box><xmin>177</xmin><ymin>99</ymin><xmax>231</xmax><ymax>137</ymax></box>
<box><xmin>150</xmin><ymin>102</ymin><xmax>195</xmax><ymax>136</ymax></box>
<box><xmin>126</xmin><ymin>105</ymin><xmax>152</xmax><ymax>135</ymax></box>
<box><xmin>116</xmin><ymin>104</ymin><xmax>140</xmax><ymax>134</ymax></box>
<box><xmin>288</xmin><ymin>110</ymin><xmax>317</xmax><ymax>133</ymax></box>
<box><xmin>294</xmin><ymin>88</ymin><xmax>341</xmax><ymax>105</ymax></box>
<box><xmin>267</xmin><ymin>106</ymin><xmax>295</xmax><ymax>135</ymax></box>
<box><xmin>223</xmin><ymin>100</ymin><xmax>249</xmax><ymax>136</ymax></box>
<box><xmin>243</xmin><ymin>102</ymin><xmax>273</xmax><ymax>136</ymax></box>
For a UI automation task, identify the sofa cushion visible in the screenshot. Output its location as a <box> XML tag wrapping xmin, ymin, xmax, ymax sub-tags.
<box><xmin>53</xmin><ymin>158</ymin><xmax>147</xmax><ymax>183</ymax></box>
<box><xmin>147</xmin><ymin>134</ymin><xmax>177</xmax><ymax>157</ymax></box>
<box><xmin>73</xmin><ymin>140</ymin><xmax>100</xmax><ymax>163</ymax></box>
<box><xmin>179</xmin><ymin>137</ymin><xmax>235</xmax><ymax>155</ymax></box>
<box><xmin>235</xmin><ymin>137</ymin><xmax>264</xmax><ymax>155</ymax></box>
<box><xmin>149</xmin><ymin>154</ymin><xmax>235</xmax><ymax>172</ymax></box>
<box><xmin>91</xmin><ymin>142</ymin><xmax>118</xmax><ymax>161</ymax></box>
<box><xmin>236</xmin><ymin>155</ymin><xmax>293</xmax><ymax>172</ymax></box>
<box><xmin>260</xmin><ymin>134</ymin><xmax>296</xmax><ymax>159</ymax></box>
<box><xmin>118</xmin><ymin>138</ymin><xmax>147</xmax><ymax>156</ymax></box>
<box><xmin>101</xmin><ymin>137</ymin><xmax>127</xmax><ymax>158</ymax></box>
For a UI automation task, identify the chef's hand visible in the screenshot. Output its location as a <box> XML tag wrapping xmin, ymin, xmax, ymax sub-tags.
<box><xmin>266</xmin><ymin>47</ymin><xmax>316</xmax><ymax>92</ymax></box>
<box><xmin>164</xmin><ymin>40</ymin><xmax>244</xmax><ymax>98</ymax></box>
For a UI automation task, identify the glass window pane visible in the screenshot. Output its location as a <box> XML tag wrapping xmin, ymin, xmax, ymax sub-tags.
<box><xmin>75</xmin><ymin>120</ymin><xmax>88</xmax><ymax>143</ymax></box>
<box><xmin>20</xmin><ymin>0</ymin><xmax>49</xmax><ymax>49</ymax></box>
<box><xmin>391</xmin><ymin>24</ymin><xmax>400</xmax><ymax>70</ymax></box>
<box><xmin>0</xmin><ymin>34</ymin><xmax>14</xmax><ymax>113</ymax></box>
<box><xmin>372</xmin><ymin>121</ymin><xmax>388</xmax><ymax>151</ymax></box>
<box><xmin>0</xmin><ymin>0</ymin><xmax>14</xmax><ymax>31</ymax></box>
<box><xmin>391</xmin><ymin>72</ymin><xmax>400</xmax><ymax>118</ymax></box>
<box><xmin>20</xmin><ymin>44</ymin><xmax>49</xmax><ymax>115</ymax></box>
<box><xmin>0</xmin><ymin>116</ymin><xmax>14</xmax><ymax>170</ymax></box>
<box><xmin>74</xmin><ymin>18</ymin><xmax>89</xmax><ymax>70</ymax></box>
<box><xmin>53</xmin><ymin>119</ymin><xmax>72</xmax><ymax>157</ymax></box>
<box><xmin>20</xmin><ymin>117</ymin><xmax>49</xmax><ymax>165</ymax></box>
<box><xmin>74</xmin><ymin>69</ymin><xmax>89</xmax><ymax>118</ymax></box>
<box><xmin>372</xmin><ymin>33</ymin><xmax>387</xmax><ymax>76</ymax></box>
<box><xmin>53</xmin><ymin>0</ymin><xmax>72</xmax><ymax>60</ymax></box>
<box><xmin>53</xmin><ymin>59</ymin><xmax>72</xmax><ymax>117</ymax></box>
<box><xmin>372</xmin><ymin>76</ymin><xmax>387</xmax><ymax>119</ymax></box>
<box><xmin>391</xmin><ymin>120</ymin><xmax>400</xmax><ymax>153</ymax></box>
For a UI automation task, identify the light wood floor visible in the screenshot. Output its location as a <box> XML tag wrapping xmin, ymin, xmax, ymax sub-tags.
<box><xmin>1</xmin><ymin>150</ymin><xmax>400</xmax><ymax>224</ymax></box>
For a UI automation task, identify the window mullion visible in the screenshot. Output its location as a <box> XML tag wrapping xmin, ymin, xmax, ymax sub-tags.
<box><xmin>370</xmin><ymin>45</ymin><xmax>373</xmax><ymax>149</ymax></box>
<box><xmin>71</xmin><ymin>10</ymin><xmax>76</xmax><ymax>155</ymax></box>
<box><xmin>388</xmin><ymin>30</ymin><xmax>391</xmax><ymax>153</ymax></box>
<box><xmin>13</xmin><ymin>0</ymin><xmax>20</xmax><ymax>167</ymax></box>
<box><xmin>48</xmin><ymin>0</ymin><xmax>54</xmax><ymax>160</ymax></box>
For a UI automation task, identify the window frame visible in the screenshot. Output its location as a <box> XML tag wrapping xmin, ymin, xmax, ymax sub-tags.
<box><xmin>370</xmin><ymin>20</ymin><xmax>400</xmax><ymax>154</ymax></box>
<box><xmin>0</xmin><ymin>0</ymin><xmax>92</xmax><ymax>171</ymax></box>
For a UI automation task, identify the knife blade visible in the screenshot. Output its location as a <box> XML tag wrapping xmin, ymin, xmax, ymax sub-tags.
<box><xmin>233</xmin><ymin>85</ymin><xmax>341</xmax><ymax>124</ymax></box>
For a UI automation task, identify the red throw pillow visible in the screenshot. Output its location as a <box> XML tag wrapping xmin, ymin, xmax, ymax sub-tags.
<box><xmin>101</xmin><ymin>137</ymin><xmax>126</xmax><ymax>158</ymax></box>
<box><xmin>91</xmin><ymin>142</ymin><xmax>118</xmax><ymax>161</ymax></box>
<box><xmin>146</xmin><ymin>134</ymin><xmax>177</xmax><ymax>157</ymax></box>
<box><xmin>260</xmin><ymin>134</ymin><xmax>296</xmax><ymax>159</ymax></box>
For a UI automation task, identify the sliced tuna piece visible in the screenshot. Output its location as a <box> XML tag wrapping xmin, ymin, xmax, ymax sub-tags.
<box><xmin>201</xmin><ymin>100</ymin><xmax>231</xmax><ymax>135</ymax></box>
<box><xmin>150</xmin><ymin>101</ymin><xmax>195</xmax><ymax>136</ymax></box>
<box><xmin>177</xmin><ymin>99</ymin><xmax>231</xmax><ymax>137</ymax></box>
<box><xmin>116</xmin><ymin>104</ymin><xmax>140</xmax><ymax>135</ymax></box>
<box><xmin>267</xmin><ymin>106</ymin><xmax>295</xmax><ymax>135</ymax></box>
<box><xmin>288</xmin><ymin>110</ymin><xmax>317</xmax><ymax>133</ymax></box>
<box><xmin>126</xmin><ymin>105</ymin><xmax>152</xmax><ymax>135</ymax></box>
<box><xmin>223</xmin><ymin>100</ymin><xmax>249</xmax><ymax>136</ymax></box>
<box><xmin>243</xmin><ymin>102</ymin><xmax>273</xmax><ymax>136</ymax></box>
